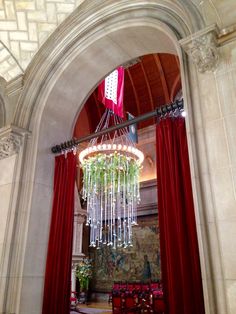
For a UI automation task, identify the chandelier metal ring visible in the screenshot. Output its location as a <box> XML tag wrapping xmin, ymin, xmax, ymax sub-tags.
<box><xmin>79</xmin><ymin>143</ymin><xmax>144</xmax><ymax>165</ymax></box>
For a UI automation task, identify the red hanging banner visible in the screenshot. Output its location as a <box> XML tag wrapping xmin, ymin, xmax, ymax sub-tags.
<box><xmin>98</xmin><ymin>66</ymin><xmax>124</xmax><ymax>118</ymax></box>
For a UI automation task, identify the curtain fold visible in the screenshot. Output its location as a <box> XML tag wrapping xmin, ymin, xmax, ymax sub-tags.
<box><xmin>42</xmin><ymin>152</ymin><xmax>76</xmax><ymax>314</ymax></box>
<box><xmin>156</xmin><ymin>117</ymin><xmax>205</xmax><ymax>314</ymax></box>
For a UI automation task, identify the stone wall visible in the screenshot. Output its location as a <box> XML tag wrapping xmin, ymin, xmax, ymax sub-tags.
<box><xmin>1</xmin><ymin>1</ymin><xmax>236</xmax><ymax>313</ymax></box>
<box><xmin>192</xmin><ymin>40</ymin><xmax>236</xmax><ymax>314</ymax></box>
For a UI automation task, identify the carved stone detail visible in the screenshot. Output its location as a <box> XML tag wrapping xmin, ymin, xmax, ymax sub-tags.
<box><xmin>72</xmin><ymin>211</ymin><xmax>87</xmax><ymax>258</ymax></box>
<box><xmin>0</xmin><ymin>133</ymin><xmax>22</xmax><ymax>160</ymax></box>
<box><xmin>180</xmin><ymin>24</ymin><xmax>220</xmax><ymax>73</ymax></box>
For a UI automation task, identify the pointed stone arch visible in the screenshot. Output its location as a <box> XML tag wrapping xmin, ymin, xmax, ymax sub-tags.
<box><xmin>2</xmin><ymin>1</ymin><xmax>224</xmax><ymax>314</ymax></box>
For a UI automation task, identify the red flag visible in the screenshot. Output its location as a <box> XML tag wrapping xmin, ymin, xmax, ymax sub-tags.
<box><xmin>98</xmin><ymin>66</ymin><xmax>124</xmax><ymax>118</ymax></box>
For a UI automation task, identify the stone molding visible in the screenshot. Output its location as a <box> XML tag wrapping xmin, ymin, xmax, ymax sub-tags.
<box><xmin>14</xmin><ymin>0</ymin><xmax>205</xmax><ymax>129</ymax></box>
<box><xmin>218</xmin><ymin>23</ymin><xmax>236</xmax><ymax>46</ymax></box>
<box><xmin>180</xmin><ymin>24</ymin><xmax>220</xmax><ymax>73</ymax></box>
<box><xmin>5</xmin><ymin>75</ymin><xmax>24</xmax><ymax>97</ymax></box>
<box><xmin>0</xmin><ymin>125</ymin><xmax>29</xmax><ymax>160</ymax></box>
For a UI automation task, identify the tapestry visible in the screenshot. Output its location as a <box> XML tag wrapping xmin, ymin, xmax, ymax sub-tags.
<box><xmin>89</xmin><ymin>215</ymin><xmax>160</xmax><ymax>292</ymax></box>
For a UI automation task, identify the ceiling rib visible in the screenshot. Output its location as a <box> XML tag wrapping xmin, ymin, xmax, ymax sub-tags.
<box><xmin>170</xmin><ymin>74</ymin><xmax>181</xmax><ymax>101</ymax></box>
<box><xmin>175</xmin><ymin>55</ymin><xmax>180</xmax><ymax>69</ymax></box>
<box><xmin>93</xmin><ymin>92</ymin><xmax>102</xmax><ymax>120</ymax></box>
<box><xmin>126</xmin><ymin>68</ymin><xmax>141</xmax><ymax>116</ymax></box>
<box><xmin>140</xmin><ymin>61</ymin><xmax>155</xmax><ymax>111</ymax></box>
<box><xmin>154</xmin><ymin>54</ymin><xmax>171</xmax><ymax>103</ymax></box>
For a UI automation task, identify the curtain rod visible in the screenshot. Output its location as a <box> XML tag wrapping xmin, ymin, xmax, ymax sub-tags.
<box><xmin>51</xmin><ymin>99</ymin><xmax>184</xmax><ymax>154</ymax></box>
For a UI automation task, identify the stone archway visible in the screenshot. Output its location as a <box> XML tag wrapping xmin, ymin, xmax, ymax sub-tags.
<box><xmin>0</xmin><ymin>96</ymin><xmax>5</xmax><ymax>128</ymax></box>
<box><xmin>0</xmin><ymin>78</ymin><xmax>6</xmax><ymax>128</ymax></box>
<box><xmin>2</xmin><ymin>1</ymin><xmax>223</xmax><ymax>314</ymax></box>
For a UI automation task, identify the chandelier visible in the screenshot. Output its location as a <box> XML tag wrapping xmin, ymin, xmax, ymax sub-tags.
<box><xmin>79</xmin><ymin>109</ymin><xmax>144</xmax><ymax>249</ymax></box>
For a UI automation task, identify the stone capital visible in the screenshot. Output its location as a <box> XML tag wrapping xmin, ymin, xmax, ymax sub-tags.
<box><xmin>0</xmin><ymin>125</ymin><xmax>30</xmax><ymax>160</ymax></box>
<box><xmin>74</xmin><ymin>208</ymin><xmax>87</xmax><ymax>221</ymax></box>
<box><xmin>180</xmin><ymin>24</ymin><xmax>220</xmax><ymax>73</ymax></box>
<box><xmin>72</xmin><ymin>254</ymin><xmax>85</xmax><ymax>265</ymax></box>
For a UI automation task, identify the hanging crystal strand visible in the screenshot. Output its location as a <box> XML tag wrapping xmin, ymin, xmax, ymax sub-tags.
<box><xmin>123</xmin><ymin>218</ymin><xmax>127</xmax><ymax>248</ymax></box>
<box><xmin>81</xmin><ymin>164</ymin><xmax>86</xmax><ymax>199</ymax></box>
<box><xmin>127</xmin><ymin>217</ymin><xmax>131</xmax><ymax>246</ymax></box>
<box><xmin>130</xmin><ymin>166</ymin><xmax>134</xmax><ymax>225</ymax></box>
<box><xmin>92</xmin><ymin>221</ymin><xmax>96</xmax><ymax>247</ymax></box>
<box><xmin>94</xmin><ymin>162</ymin><xmax>98</xmax><ymax>245</ymax></box>
<box><xmin>126</xmin><ymin>159</ymin><xmax>130</xmax><ymax>246</ymax></box>
<box><xmin>112</xmin><ymin>194</ymin><xmax>117</xmax><ymax>249</ymax></box>
<box><xmin>116</xmin><ymin>154</ymin><xmax>120</xmax><ymax>247</ymax></box>
<box><xmin>104</xmin><ymin>171</ymin><xmax>107</xmax><ymax>244</ymax></box>
<box><xmin>132</xmin><ymin>165</ymin><xmax>137</xmax><ymax>225</ymax></box>
<box><xmin>111</xmin><ymin>154</ymin><xmax>114</xmax><ymax>247</ymax></box>
<box><xmin>123</xmin><ymin>160</ymin><xmax>127</xmax><ymax>247</ymax></box>
<box><xmin>108</xmin><ymin>155</ymin><xmax>112</xmax><ymax>246</ymax></box>
<box><xmin>91</xmin><ymin>162</ymin><xmax>97</xmax><ymax>246</ymax></box>
<box><xmin>112</xmin><ymin>154</ymin><xmax>117</xmax><ymax>249</ymax></box>
<box><xmin>90</xmin><ymin>223</ymin><xmax>93</xmax><ymax>247</ymax></box>
<box><xmin>83</xmin><ymin>163</ymin><xmax>87</xmax><ymax>222</ymax></box>
<box><xmin>135</xmin><ymin>167</ymin><xmax>140</xmax><ymax>224</ymax></box>
<box><xmin>107</xmin><ymin>156</ymin><xmax>111</xmax><ymax>246</ymax></box>
<box><xmin>119</xmin><ymin>166</ymin><xmax>124</xmax><ymax>247</ymax></box>
<box><xmin>118</xmin><ymin>217</ymin><xmax>122</xmax><ymax>247</ymax></box>
<box><xmin>136</xmin><ymin>165</ymin><xmax>141</xmax><ymax>204</ymax></box>
<box><xmin>109</xmin><ymin>185</ymin><xmax>112</xmax><ymax>246</ymax></box>
<box><xmin>128</xmin><ymin>216</ymin><xmax>133</xmax><ymax>247</ymax></box>
<box><xmin>96</xmin><ymin>159</ymin><xmax>101</xmax><ymax>245</ymax></box>
<box><xmin>127</xmin><ymin>158</ymin><xmax>132</xmax><ymax>246</ymax></box>
<box><xmin>115</xmin><ymin>190</ymin><xmax>119</xmax><ymax>249</ymax></box>
<box><xmin>109</xmin><ymin>155</ymin><xmax>114</xmax><ymax>245</ymax></box>
<box><xmin>86</xmin><ymin>164</ymin><xmax>92</xmax><ymax>226</ymax></box>
<box><xmin>99</xmin><ymin>181</ymin><xmax>103</xmax><ymax>243</ymax></box>
<box><xmin>121</xmin><ymin>163</ymin><xmax>124</xmax><ymax>245</ymax></box>
<box><xmin>112</xmin><ymin>154</ymin><xmax>115</xmax><ymax>247</ymax></box>
<box><xmin>113</xmin><ymin>155</ymin><xmax>117</xmax><ymax>245</ymax></box>
<box><xmin>90</xmin><ymin>171</ymin><xmax>96</xmax><ymax>247</ymax></box>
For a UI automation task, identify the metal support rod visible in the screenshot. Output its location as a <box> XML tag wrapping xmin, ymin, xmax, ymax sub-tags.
<box><xmin>51</xmin><ymin>99</ymin><xmax>184</xmax><ymax>154</ymax></box>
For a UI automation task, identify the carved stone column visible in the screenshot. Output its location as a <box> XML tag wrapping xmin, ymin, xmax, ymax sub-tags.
<box><xmin>71</xmin><ymin>263</ymin><xmax>77</xmax><ymax>293</ymax></box>
<box><xmin>180</xmin><ymin>24</ymin><xmax>220</xmax><ymax>73</ymax></box>
<box><xmin>0</xmin><ymin>124</ymin><xmax>29</xmax><ymax>313</ymax></box>
<box><xmin>72</xmin><ymin>211</ymin><xmax>86</xmax><ymax>260</ymax></box>
<box><xmin>71</xmin><ymin>185</ymin><xmax>87</xmax><ymax>293</ymax></box>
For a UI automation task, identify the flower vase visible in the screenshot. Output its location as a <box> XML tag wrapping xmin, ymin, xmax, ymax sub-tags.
<box><xmin>78</xmin><ymin>277</ymin><xmax>89</xmax><ymax>304</ymax></box>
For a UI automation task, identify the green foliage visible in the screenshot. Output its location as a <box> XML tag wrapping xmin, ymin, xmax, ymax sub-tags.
<box><xmin>81</xmin><ymin>152</ymin><xmax>141</xmax><ymax>197</ymax></box>
<box><xmin>76</xmin><ymin>258</ymin><xmax>93</xmax><ymax>291</ymax></box>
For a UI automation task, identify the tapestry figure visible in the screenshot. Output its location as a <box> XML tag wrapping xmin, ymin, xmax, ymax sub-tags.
<box><xmin>142</xmin><ymin>254</ymin><xmax>151</xmax><ymax>282</ymax></box>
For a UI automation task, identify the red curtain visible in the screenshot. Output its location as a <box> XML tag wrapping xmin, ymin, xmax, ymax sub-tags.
<box><xmin>156</xmin><ymin>117</ymin><xmax>205</xmax><ymax>314</ymax></box>
<box><xmin>42</xmin><ymin>152</ymin><xmax>76</xmax><ymax>314</ymax></box>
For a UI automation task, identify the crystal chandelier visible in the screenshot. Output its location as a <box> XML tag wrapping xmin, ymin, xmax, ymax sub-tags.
<box><xmin>79</xmin><ymin>109</ymin><xmax>144</xmax><ymax>249</ymax></box>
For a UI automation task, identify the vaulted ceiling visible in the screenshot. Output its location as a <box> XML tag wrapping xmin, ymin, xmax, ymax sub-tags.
<box><xmin>74</xmin><ymin>53</ymin><xmax>181</xmax><ymax>138</ymax></box>
<box><xmin>0</xmin><ymin>0</ymin><xmax>233</xmax><ymax>81</ymax></box>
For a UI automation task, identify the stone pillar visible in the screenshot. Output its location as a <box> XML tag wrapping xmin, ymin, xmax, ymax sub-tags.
<box><xmin>71</xmin><ymin>186</ymin><xmax>87</xmax><ymax>293</ymax></box>
<box><xmin>180</xmin><ymin>24</ymin><xmax>236</xmax><ymax>314</ymax></box>
<box><xmin>71</xmin><ymin>212</ymin><xmax>86</xmax><ymax>293</ymax></box>
<box><xmin>0</xmin><ymin>125</ymin><xmax>29</xmax><ymax>312</ymax></box>
<box><xmin>71</xmin><ymin>263</ymin><xmax>77</xmax><ymax>292</ymax></box>
<box><xmin>73</xmin><ymin>213</ymin><xmax>86</xmax><ymax>258</ymax></box>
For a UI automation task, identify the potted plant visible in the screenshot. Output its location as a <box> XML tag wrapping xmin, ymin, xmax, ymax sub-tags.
<box><xmin>76</xmin><ymin>258</ymin><xmax>93</xmax><ymax>303</ymax></box>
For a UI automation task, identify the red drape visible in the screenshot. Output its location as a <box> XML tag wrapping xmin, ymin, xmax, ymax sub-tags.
<box><xmin>42</xmin><ymin>152</ymin><xmax>76</xmax><ymax>314</ymax></box>
<box><xmin>156</xmin><ymin>117</ymin><xmax>205</xmax><ymax>314</ymax></box>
